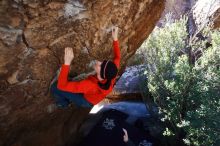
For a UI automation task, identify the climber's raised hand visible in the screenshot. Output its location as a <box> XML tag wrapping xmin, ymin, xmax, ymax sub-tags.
<box><xmin>64</xmin><ymin>47</ymin><xmax>74</xmax><ymax>65</ymax></box>
<box><xmin>112</xmin><ymin>26</ymin><xmax>118</xmax><ymax>41</ymax></box>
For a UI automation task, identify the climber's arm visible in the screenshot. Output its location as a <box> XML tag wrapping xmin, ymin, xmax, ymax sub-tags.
<box><xmin>112</xmin><ymin>26</ymin><xmax>121</xmax><ymax>68</ymax></box>
<box><xmin>57</xmin><ymin>47</ymin><xmax>91</xmax><ymax>93</ymax></box>
<box><xmin>57</xmin><ymin>65</ymin><xmax>91</xmax><ymax>93</ymax></box>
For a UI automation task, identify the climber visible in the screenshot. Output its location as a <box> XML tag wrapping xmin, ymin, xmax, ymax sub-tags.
<box><xmin>50</xmin><ymin>26</ymin><xmax>120</xmax><ymax>108</ymax></box>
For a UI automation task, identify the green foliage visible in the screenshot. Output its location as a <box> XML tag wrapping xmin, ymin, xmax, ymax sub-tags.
<box><xmin>140</xmin><ymin>17</ymin><xmax>220</xmax><ymax>146</ymax></box>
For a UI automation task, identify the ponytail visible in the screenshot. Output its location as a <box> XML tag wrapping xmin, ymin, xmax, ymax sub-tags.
<box><xmin>98</xmin><ymin>60</ymin><xmax>118</xmax><ymax>90</ymax></box>
<box><xmin>98</xmin><ymin>78</ymin><xmax>112</xmax><ymax>90</ymax></box>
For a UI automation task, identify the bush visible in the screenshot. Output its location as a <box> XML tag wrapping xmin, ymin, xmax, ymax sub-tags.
<box><xmin>139</xmin><ymin>16</ymin><xmax>220</xmax><ymax>146</ymax></box>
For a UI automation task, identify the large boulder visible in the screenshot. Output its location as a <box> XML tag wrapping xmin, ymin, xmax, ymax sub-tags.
<box><xmin>108</xmin><ymin>65</ymin><xmax>148</xmax><ymax>100</ymax></box>
<box><xmin>0</xmin><ymin>0</ymin><xmax>165</xmax><ymax>145</ymax></box>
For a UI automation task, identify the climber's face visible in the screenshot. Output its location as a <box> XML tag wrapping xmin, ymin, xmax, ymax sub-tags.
<box><xmin>94</xmin><ymin>60</ymin><xmax>102</xmax><ymax>75</ymax></box>
<box><xmin>94</xmin><ymin>60</ymin><xmax>103</xmax><ymax>81</ymax></box>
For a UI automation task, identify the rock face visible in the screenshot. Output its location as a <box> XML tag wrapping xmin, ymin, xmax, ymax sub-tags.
<box><xmin>158</xmin><ymin>0</ymin><xmax>196</xmax><ymax>26</ymax></box>
<box><xmin>160</xmin><ymin>0</ymin><xmax>220</xmax><ymax>29</ymax></box>
<box><xmin>159</xmin><ymin>0</ymin><xmax>220</xmax><ymax>30</ymax></box>
<box><xmin>0</xmin><ymin>0</ymin><xmax>165</xmax><ymax>146</ymax></box>
<box><xmin>193</xmin><ymin>0</ymin><xmax>220</xmax><ymax>29</ymax></box>
<box><xmin>162</xmin><ymin>0</ymin><xmax>190</xmax><ymax>19</ymax></box>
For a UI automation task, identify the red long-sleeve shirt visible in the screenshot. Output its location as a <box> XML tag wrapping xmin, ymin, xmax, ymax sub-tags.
<box><xmin>57</xmin><ymin>40</ymin><xmax>120</xmax><ymax>105</ymax></box>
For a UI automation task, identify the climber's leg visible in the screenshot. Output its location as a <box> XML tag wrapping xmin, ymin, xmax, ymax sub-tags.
<box><xmin>50</xmin><ymin>81</ymin><xmax>70</xmax><ymax>108</ymax></box>
<box><xmin>63</xmin><ymin>92</ymin><xmax>93</xmax><ymax>108</ymax></box>
<box><xmin>50</xmin><ymin>82</ymin><xmax>93</xmax><ymax>108</ymax></box>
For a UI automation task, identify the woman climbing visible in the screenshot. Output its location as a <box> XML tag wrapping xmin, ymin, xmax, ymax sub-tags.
<box><xmin>50</xmin><ymin>26</ymin><xmax>120</xmax><ymax>108</ymax></box>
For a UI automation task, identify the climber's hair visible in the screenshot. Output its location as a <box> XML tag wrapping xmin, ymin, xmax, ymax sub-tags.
<box><xmin>98</xmin><ymin>60</ymin><xmax>118</xmax><ymax>90</ymax></box>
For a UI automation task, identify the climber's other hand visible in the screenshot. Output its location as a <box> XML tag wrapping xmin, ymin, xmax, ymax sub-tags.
<box><xmin>64</xmin><ymin>47</ymin><xmax>74</xmax><ymax>65</ymax></box>
<box><xmin>112</xmin><ymin>26</ymin><xmax>118</xmax><ymax>41</ymax></box>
